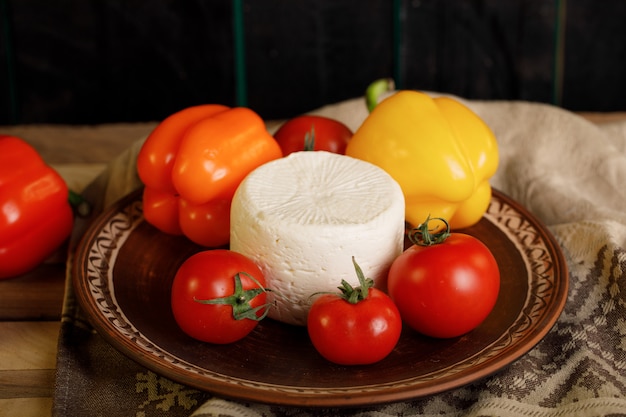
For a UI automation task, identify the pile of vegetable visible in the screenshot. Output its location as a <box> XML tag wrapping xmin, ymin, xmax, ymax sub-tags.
<box><xmin>0</xmin><ymin>80</ymin><xmax>502</xmax><ymax>366</ymax></box>
<box><xmin>143</xmin><ymin>82</ymin><xmax>501</xmax><ymax>365</ymax></box>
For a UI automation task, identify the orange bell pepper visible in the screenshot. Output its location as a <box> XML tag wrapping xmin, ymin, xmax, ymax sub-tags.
<box><xmin>137</xmin><ymin>105</ymin><xmax>282</xmax><ymax>247</ymax></box>
<box><xmin>0</xmin><ymin>135</ymin><xmax>74</xmax><ymax>279</ymax></box>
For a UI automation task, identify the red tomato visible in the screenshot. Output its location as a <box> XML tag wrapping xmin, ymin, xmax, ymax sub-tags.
<box><xmin>307</xmin><ymin>258</ymin><xmax>402</xmax><ymax>365</ymax></box>
<box><xmin>171</xmin><ymin>250</ymin><xmax>269</xmax><ymax>344</ymax></box>
<box><xmin>273</xmin><ymin>115</ymin><xmax>352</xmax><ymax>155</ymax></box>
<box><xmin>388</xmin><ymin>219</ymin><xmax>500</xmax><ymax>339</ymax></box>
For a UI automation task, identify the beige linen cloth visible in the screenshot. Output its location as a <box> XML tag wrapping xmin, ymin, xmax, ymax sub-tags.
<box><xmin>49</xmin><ymin>95</ymin><xmax>626</xmax><ymax>416</ymax></box>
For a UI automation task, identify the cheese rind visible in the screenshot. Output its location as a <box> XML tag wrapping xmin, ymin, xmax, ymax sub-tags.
<box><xmin>230</xmin><ymin>151</ymin><xmax>405</xmax><ymax>326</ymax></box>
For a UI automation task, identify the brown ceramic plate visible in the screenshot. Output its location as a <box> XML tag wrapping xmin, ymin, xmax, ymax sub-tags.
<box><xmin>73</xmin><ymin>188</ymin><xmax>568</xmax><ymax>407</ymax></box>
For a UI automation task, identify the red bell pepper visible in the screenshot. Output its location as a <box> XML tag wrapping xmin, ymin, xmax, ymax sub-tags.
<box><xmin>0</xmin><ymin>135</ymin><xmax>74</xmax><ymax>279</ymax></box>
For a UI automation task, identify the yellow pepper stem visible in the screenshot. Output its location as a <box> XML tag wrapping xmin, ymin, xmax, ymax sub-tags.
<box><xmin>365</xmin><ymin>78</ymin><xmax>395</xmax><ymax>112</ymax></box>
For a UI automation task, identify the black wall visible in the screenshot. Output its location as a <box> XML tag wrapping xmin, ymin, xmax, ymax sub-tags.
<box><xmin>1</xmin><ymin>0</ymin><xmax>625</xmax><ymax>125</ymax></box>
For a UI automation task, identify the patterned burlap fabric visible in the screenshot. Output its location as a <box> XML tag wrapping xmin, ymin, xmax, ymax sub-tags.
<box><xmin>52</xmin><ymin>96</ymin><xmax>626</xmax><ymax>416</ymax></box>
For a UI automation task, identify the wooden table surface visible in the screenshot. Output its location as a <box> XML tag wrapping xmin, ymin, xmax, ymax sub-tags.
<box><xmin>0</xmin><ymin>112</ymin><xmax>623</xmax><ymax>417</ymax></box>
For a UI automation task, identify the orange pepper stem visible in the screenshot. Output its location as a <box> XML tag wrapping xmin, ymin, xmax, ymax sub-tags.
<box><xmin>408</xmin><ymin>216</ymin><xmax>451</xmax><ymax>246</ymax></box>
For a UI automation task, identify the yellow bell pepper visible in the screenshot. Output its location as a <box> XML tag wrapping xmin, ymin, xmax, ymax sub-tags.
<box><xmin>345</xmin><ymin>90</ymin><xmax>499</xmax><ymax>229</ymax></box>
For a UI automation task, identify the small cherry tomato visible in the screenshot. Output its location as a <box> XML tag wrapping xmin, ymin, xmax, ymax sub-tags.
<box><xmin>388</xmin><ymin>217</ymin><xmax>500</xmax><ymax>339</ymax></box>
<box><xmin>307</xmin><ymin>257</ymin><xmax>402</xmax><ymax>365</ymax></box>
<box><xmin>171</xmin><ymin>250</ymin><xmax>270</xmax><ymax>344</ymax></box>
<box><xmin>273</xmin><ymin>115</ymin><xmax>352</xmax><ymax>155</ymax></box>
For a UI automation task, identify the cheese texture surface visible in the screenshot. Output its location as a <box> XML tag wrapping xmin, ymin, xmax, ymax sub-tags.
<box><xmin>230</xmin><ymin>151</ymin><xmax>405</xmax><ymax>326</ymax></box>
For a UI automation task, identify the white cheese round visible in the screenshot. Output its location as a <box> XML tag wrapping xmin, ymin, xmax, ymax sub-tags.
<box><xmin>230</xmin><ymin>151</ymin><xmax>405</xmax><ymax>326</ymax></box>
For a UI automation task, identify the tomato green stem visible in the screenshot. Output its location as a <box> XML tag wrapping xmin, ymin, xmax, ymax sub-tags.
<box><xmin>365</xmin><ymin>78</ymin><xmax>395</xmax><ymax>112</ymax></box>
<box><xmin>337</xmin><ymin>257</ymin><xmax>374</xmax><ymax>304</ymax></box>
<box><xmin>408</xmin><ymin>216</ymin><xmax>451</xmax><ymax>246</ymax></box>
<box><xmin>304</xmin><ymin>124</ymin><xmax>316</xmax><ymax>151</ymax></box>
<box><xmin>307</xmin><ymin>257</ymin><xmax>374</xmax><ymax>304</ymax></box>
<box><xmin>194</xmin><ymin>271</ymin><xmax>273</xmax><ymax>321</ymax></box>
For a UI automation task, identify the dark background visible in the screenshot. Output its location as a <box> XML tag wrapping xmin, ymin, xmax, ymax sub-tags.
<box><xmin>1</xmin><ymin>0</ymin><xmax>625</xmax><ymax>125</ymax></box>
